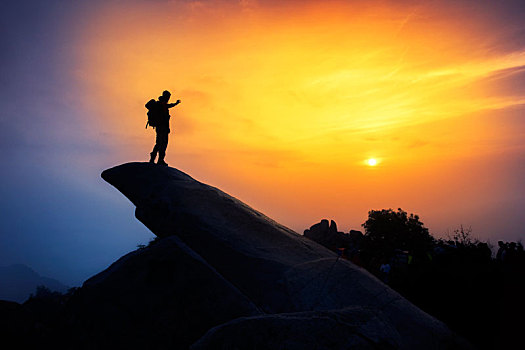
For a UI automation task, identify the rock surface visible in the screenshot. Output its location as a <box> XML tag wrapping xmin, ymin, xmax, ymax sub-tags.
<box><xmin>97</xmin><ymin>162</ymin><xmax>471</xmax><ymax>349</ymax></box>
<box><xmin>67</xmin><ymin>235</ymin><xmax>260</xmax><ymax>349</ymax></box>
<box><xmin>192</xmin><ymin>307</ymin><xmax>403</xmax><ymax>350</ymax></box>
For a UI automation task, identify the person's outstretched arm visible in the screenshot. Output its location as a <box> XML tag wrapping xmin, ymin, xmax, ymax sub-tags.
<box><xmin>167</xmin><ymin>100</ymin><xmax>181</xmax><ymax>108</ymax></box>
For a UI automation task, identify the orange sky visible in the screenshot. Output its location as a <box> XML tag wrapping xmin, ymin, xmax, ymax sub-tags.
<box><xmin>72</xmin><ymin>0</ymin><xmax>525</xmax><ymax>240</ymax></box>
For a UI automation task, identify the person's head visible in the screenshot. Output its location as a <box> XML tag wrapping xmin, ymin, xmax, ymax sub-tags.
<box><xmin>162</xmin><ymin>90</ymin><xmax>171</xmax><ymax>101</ymax></box>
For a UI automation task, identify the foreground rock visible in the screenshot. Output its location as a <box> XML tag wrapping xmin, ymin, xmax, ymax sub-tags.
<box><xmin>192</xmin><ymin>307</ymin><xmax>402</xmax><ymax>350</ymax></box>
<box><xmin>97</xmin><ymin>162</ymin><xmax>471</xmax><ymax>349</ymax></box>
<box><xmin>67</xmin><ymin>235</ymin><xmax>260</xmax><ymax>349</ymax></box>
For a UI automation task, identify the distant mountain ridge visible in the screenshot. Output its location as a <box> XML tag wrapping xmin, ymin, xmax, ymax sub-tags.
<box><xmin>0</xmin><ymin>264</ymin><xmax>68</xmax><ymax>302</ymax></box>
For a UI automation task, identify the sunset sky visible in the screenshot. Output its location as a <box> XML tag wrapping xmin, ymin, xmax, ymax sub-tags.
<box><xmin>1</xmin><ymin>0</ymin><xmax>525</xmax><ymax>285</ymax></box>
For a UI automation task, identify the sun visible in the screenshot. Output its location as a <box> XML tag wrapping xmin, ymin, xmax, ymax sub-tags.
<box><xmin>366</xmin><ymin>158</ymin><xmax>378</xmax><ymax>166</ymax></box>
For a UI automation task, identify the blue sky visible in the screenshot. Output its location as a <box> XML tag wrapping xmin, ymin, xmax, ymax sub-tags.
<box><xmin>0</xmin><ymin>0</ymin><xmax>153</xmax><ymax>285</ymax></box>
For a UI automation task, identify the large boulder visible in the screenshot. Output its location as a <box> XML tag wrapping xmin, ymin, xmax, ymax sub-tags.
<box><xmin>303</xmin><ymin>219</ymin><xmax>363</xmax><ymax>251</ymax></box>
<box><xmin>102</xmin><ymin>163</ymin><xmax>334</xmax><ymax>314</ymax></box>
<box><xmin>192</xmin><ymin>307</ymin><xmax>403</xmax><ymax>350</ymax></box>
<box><xmin>66</xmin><ymin>235</ymin><xmax>260</xmax><ymax>349</ymax></box>
<box><xmin>99</xmin><ymin>162</ymin><xmax>471</xmax><ymax>349</ymax></box>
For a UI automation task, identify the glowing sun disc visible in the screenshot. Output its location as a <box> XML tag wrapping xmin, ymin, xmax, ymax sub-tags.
<box><xmin>367</xmin><ymin>158</ymin><xmax>378</xmax><ymax>166</ymax></box>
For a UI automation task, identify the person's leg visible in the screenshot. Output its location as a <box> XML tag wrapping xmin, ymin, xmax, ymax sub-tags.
<box><xmin>150</xmin><ymin>132</ymin><xmax>160</xmax><ymax>163</ymax></box>
<box><xmin>157</xmin><ymin>132</ymin><xmax>169</xmax><ymax>165</ymax></box>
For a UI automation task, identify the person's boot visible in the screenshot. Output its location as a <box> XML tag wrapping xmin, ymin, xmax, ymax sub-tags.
<box><xmin>157</xmin><ymin>159</ymin><xmax>168</xmax><ymax>166</ymax></box>
<box><xmin>149</xmin><ymin>152</ymin><xmax>156</xmax><ymax>164</ymax></box>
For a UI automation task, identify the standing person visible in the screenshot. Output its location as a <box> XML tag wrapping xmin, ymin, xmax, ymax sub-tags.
<box><xmin>150</xmin><ymin>90</ymin><xmax>181</xmax><ymax>166</ymax></box>
<box><xmin>379</xmin><ymin>260</ymin><xmax>391</xmax><ymax>284</ymax></box>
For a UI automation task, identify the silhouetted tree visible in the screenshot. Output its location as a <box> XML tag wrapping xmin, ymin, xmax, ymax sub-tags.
<box><xmin>304</xmin><ymin>213</ymin><xmax>525</xmax><ymax>350</ymax></box>
<box><xmin>362</xmin><ymin>208</ymin><xmax>434</xmax><ymax>256</ymax></box>
<box><xmin>448</xmin><ymin>225</ymin><xmax>476</xmax><ymax>246</ymax></box>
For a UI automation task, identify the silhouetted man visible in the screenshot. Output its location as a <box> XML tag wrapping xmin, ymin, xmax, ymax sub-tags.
<box><xmin>150</xmin><ymin>90</ymin><xmax>180</xmax><ymax>166</ymax></box>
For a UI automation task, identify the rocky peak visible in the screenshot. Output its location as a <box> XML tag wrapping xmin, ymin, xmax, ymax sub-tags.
<box><xmin>95</xmin><ymin>162</ymin><xmax>471</xmax><ymax>349</ymax></box>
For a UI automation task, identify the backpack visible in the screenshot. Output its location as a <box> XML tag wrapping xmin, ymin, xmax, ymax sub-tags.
<box><xmin>145</xmin><ymin>99</ymin><xmax>160</xmax><ymax>128</ymax></box>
